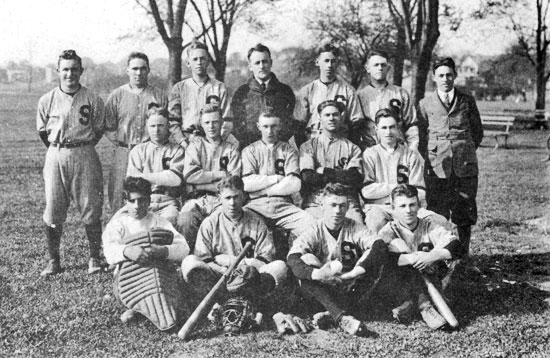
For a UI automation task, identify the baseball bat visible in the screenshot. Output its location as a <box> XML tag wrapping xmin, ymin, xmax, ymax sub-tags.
<box><xmin>178</xmin><ymin>241</ymin><xmax>254</xmax><ymax>340</ymax></box>
<box><xmin>421</xmin><ymin>274</ymin><xmax>459</xmax><ymax>328</ymax></box>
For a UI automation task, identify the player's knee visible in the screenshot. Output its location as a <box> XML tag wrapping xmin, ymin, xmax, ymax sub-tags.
<box><xmin>301</xmin><ymin>253</ymin><xmax>322</xmax><ymax>267</ymax></box>
<box><xmin>261</xmin><ymin>260</ymin><xmax>288</xmax><ymax>286</ymax></box>
<box><xmin>181</xmin><ymin>255</ymin><xmax>203</xmax><ymax>281</ymax></box>
<box><xmin>365</xmin><ymin>208</ymin><xmax>389</xmax><ymax>233</ymax></box>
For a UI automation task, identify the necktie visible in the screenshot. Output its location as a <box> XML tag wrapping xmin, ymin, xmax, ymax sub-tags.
<box><xmin>445</xmin><ymin>93</ymin><xmax>452</xmax><ymax>108</ymax></box>
<box><xmin>260</xmin><ymin>82</ymin><xmax>266</xmax><ymax>93</ymax></box>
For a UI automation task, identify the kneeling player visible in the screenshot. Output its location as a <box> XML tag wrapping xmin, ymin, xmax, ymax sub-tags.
<box><xmin>102</xmin><ymin>177</ymin><xmax>189</xmax><ymax>331</ymax></box>
<box><xmin>287</xmin><ymin>183</ymin><xmax>390</xmax><ymax>336</ymax></box>
<box><xmin>181</xmin><ymin>176</ymin><xmax>287</xmax><ymax>334</ymax></box>
<box><xmin>380</xmin><ymin>184</ymin><xmax>464</xmax><ymax>330</ymax></box>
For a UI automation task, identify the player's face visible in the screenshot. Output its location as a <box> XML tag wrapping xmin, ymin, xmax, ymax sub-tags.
<box><xmin>257</xmin><ymin>115</ymin><xmax>280</xmax><ymax>144</ymax></box>
<box><xmin>201</xmin><ymin>111</ymin><xmax>222</xmax><ymax>140</ymax></box>
<box><xmin>392</xmin><ymin>195</ymin><xmax>420</xmax><ymax>228</ymax></box>
<box><xmin>316</xmin><ymin>52</ymin><xmax>338</xmax><ymax>81</ymax></box>
<box><xmin>219</xmin><ymin>187</ymin><xmax>245</xmax><ymax>219</ymax></box>
<box><xmin>147</xmin><ymin>114</ymin><xmax>170</xmax><ymax>144</ymax></box>
<box><xmin>126</xmin><ymin>192</ymin><xmax>150</xmax><ymax>220</ymax></box>
<box><xmin>248</xmin><ymin>51</ymin><xmax>272</xmax><ymax>82</ymax></box>
<box><xmin>376</xmin><ymin>116</ymin><xmax>399</xmax><ymax>148</ymax></box>
<box><xmin>366</xmin><ymin>55</ymin><xmax>389</xmax><ymax>82</ymax></box>
<box><xmin>187</xmin><ymin>48</ymin><xmax>209</xmax><ymax>77</ymax></box>
<box><xmin>57</xmin><ymin>59</ymin><xmax>83</xmax><ymax>89</ymax></box>
<box><xmin>323</xmin><ymin>194</ymin><xmax>349</xmax><ymax>231</ymax></box>
<box><xmin>319</xmin><ymin>105</ymin><xmax>342</xmax><ymax>133</ymax></box>
<box><xmin>433</xmin><ymin>66</ymin><xmax>456</xmax><ymax>93</ymax></box>
<box><xmin>127</xmin><ymin>58</ymin><xmax>149</xmax><ymax>87</ymax></box>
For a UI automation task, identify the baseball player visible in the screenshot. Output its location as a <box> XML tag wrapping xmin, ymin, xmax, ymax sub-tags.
<box><xmin>126</xmin><ymin>106</ymin><xmax>185</xmax><ymax>226</ymax></box>
<box><xmin>181</xmin><ymin>175</ymin><xmax>287</xmax><ymax>309</ymax></box>
<box><xmin>241</xmin><ymin>109</ymin><xmax>315</xmax><ymax>247</ymax></box>
<box><xmin>378</xmin><ymin>184</ymin><xmax>464</xmax><ymax>330</ymax></box>
<box><xmin>168</xmin><ymin>41</ymin><xmax>234</xmax><ymax>148</ymax></box>
<box><xmin>357</xmin><ymin>49</ymin><xmax>419</xmax><ymax>151</ymax></box>
<box><xmin>287</xmin><ymin>183</ymin><xmax>390</xmax><ymax>336</ymax></box>
<box><xmin>37</xmin><ymin>50</ymin><xmax>105</xmax><ymax>276</ymax></box>
<box><xmin>418</xmin><ymin>57</ymin><xmax>483</xmax><ymax>255</ymax></box>
<box><xmin>299</xmin><ymin>100</ymin><xmax>364</xmax><ymax>224</ymax></box>
<box><xmin>294</xmin><ymin>44</ymin><xmax>363</xmax><ymax>145</ymax></box>
<box><xmin>361</xmin><ymin>108</ymin><xmax>449</xmax><ymax>233</ymax></box>
<box><xmin>177</xmin><ymin>104</ymin><xmax>241</xmax><ymax>251</ymax></box>
<box><xmin>105</xmin><ymin>52</ymin><xmax>168</xmax><ymax>212</ymax></box>
<box><xmin>102</xmin><ymin>176</ymin><xmax>189</xmax><ymax>328</ymax></box>
<box><xmin>230</xmin><ymin>43</ymin><xmax>301</xmax><ymax>149</ymax></box>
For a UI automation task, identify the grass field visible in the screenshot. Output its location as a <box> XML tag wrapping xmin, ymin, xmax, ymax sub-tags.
<box><xmin>1</xmin><ymin>90</ymin><xmax>550</xmax><ymax>357</ymax></box>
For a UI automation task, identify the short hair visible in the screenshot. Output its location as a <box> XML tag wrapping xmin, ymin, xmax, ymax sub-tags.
<box><xmin>258</xmin><ymin>107</ymin><xmax>281</xmax><ymax>122</ymax></box>
<box><xmin>247</xmin><ymin>43</ymin><xmax>271</xmax><ymax>60</ymax></box>
<box><xmin>58</xmin><ymin>50</ymin><xmax>82</xmax><ymax>68</ymax></box>
<box><xmin>374</xmin><ymin>108</ymin><xmax>399</xmax><ymax>125</ymax></box>
<box><xmin>433</xmin><ymin>57</ymin><xmax>456</xmax><ymax>74</ymax></box>
<box><xmin>317</xmin><ymin>100</ymin><xmax>342</xmax><ymax>115</ymax></box>
<box><xmin>367</xmin><ymin>49</ymin><xmax>389</xmax><ymax>62</ymax></box>
<box><xmin>322</xmin><ymin>183</ymin><xmax>350</xmax><ymax>198</ymax></box>
<box><xmin>390</xmin><ymin>184</ymin><xmax>419</xmax><ymax>203</ymax></box>
<box><xmin>123</xmin><ymin>176</ymin><xmax>152</xmax><ymax>199</ymax></box>
<box><xmin>146</xmin><ymin>104</ymin><xmax>169</xmax><ymax>120</ymax></box>
<box><xmin>200</xmin><ymin>103</ymin><xmax>222</xmax><ymax>118</ymax></box>
<box><xmin>187</xmin><ymin>40</ymin><xmax>209</xmax><ymax>57</ymax></box>
<box><xmin>127</xmin><ymin>52</ymin><xmax>150</xmax><ymax>67</ymax></box>
<box><xmin>217</xmin><ymin>175</ymin><xmax>244</xmax><ymax>193</ymax></box>
<box><xmin>317</xmin><ymin>43</ymin><xmax>340</xmax><ymax>57</ymax></box>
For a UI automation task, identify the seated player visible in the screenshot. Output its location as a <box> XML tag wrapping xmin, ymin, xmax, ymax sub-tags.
<box><xmin>361</xmin><ymin>108</ymin><xmax>449</xmax><ymax>233</ymax></box>
<box><xmin>177</xmin><ymin>104</ymin><xmax>241</xmax><ymax>250</ymax></box>
<box><xmin>102</xmin><ymin>177</ymin><xmax>189</xmax><ymax>331</ymax></box>
<box><xmin>181</xmin><ymin>176</ymin><xmax>287</xmax><ymax>333</ymax></box>
<box><xmin>126</xmin><ymin>106</ymin><xmax>184</xmax><ymax>226</ymax></box>
<box><xmin>379</xmin><ymin>184</ymin><xmax>464</xmax><ymax>330</ymax></box>
<box><xmin>300</xmin><ymin>100</ymin><xmax>363</xmax><ymax>224</ymax></box>
<box><xmin>241</xmin><ymin>109</ymin><xmax>315</xmax><ymax>252</ymax></box>
<box><xmin>287</xmin><ymin>183</ymin><xmax>390</xmax><ymax>336</ymax></box>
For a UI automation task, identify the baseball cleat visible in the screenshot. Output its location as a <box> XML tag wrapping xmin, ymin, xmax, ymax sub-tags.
<box><xmin>88</xmin><ymin>258</ymin><xmax>103</xmax><ymax>274</ymax></box>
<box><xmin>40</xmin><ymin>259</ymin><xmax>62</xmax><ymax>277</ymax></box>
<box><xmin>338</xmin><ymin>315</ymin><xmax>364</xmax><ymax>336</ymax></box>
<box><xmin>420</xmin><ymin>303</ymin><xmax>447</xmax><ymax>330</ymax></box>
<box><xmin>312</xmin><ymin>311</ymin><xmax>334</xmax><ymax>330</ymax></box>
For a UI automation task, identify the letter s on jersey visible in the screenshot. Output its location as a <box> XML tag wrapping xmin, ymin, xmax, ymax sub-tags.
<box><xmin>79</xmin><ymin>105</ymin><xmax>91</xmax><ymax>125</ymax></box>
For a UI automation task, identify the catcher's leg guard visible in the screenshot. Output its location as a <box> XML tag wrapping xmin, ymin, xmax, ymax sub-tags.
<box><xmin>85</xmin><ymin>221</ymin><xmax>103</xmax><ymax>260</ymax></box>
<box><xmin>45</xmin><ymin>224</ymin><xmax>62</xmax><ymax>261</ymax></box>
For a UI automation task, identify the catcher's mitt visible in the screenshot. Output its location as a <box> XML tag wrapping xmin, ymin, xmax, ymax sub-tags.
<box><xmin>226</xmin><ymin>265</ymin><xmax>261</xmax><ymax>295</ymax></box>
<box><xmin>208</xmin><ymin>296</ymin><xmax>263</xmax><ymax>336</ymax></box>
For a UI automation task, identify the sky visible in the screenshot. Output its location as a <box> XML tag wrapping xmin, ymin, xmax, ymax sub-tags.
<box><xmin>0</xmin><ymin>0</ymin><xmax>514</xmax><ymax>67</ymax></box>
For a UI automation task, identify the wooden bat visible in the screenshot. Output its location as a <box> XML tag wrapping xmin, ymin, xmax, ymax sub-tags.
<box><xmin>389</xmin><ymin>223</ymin><xmax>459</xmax><ymax>329</ymax></box>
<box><xmin>178</xmin><ymin>240</ymin><xmax>254</xmax><ymax>340</ymax></box>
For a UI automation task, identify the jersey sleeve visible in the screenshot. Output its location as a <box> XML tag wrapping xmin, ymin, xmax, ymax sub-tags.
<box><xmin>104</xmin><ymin>90</ymin><xmax>119</xmax><ymax>132</ymax></box>
<box><xmin>168</xmin><ymin>82</ymin><xmax>183</xmax><ymax>118</ymax></box>
<box><xmin>102</xmin><ymin>217</ymin><xmax>127</xmax><ymax>265</ymax></box>
<box><xmin>168</xmin><ymin>146</ymin><xmax>185</xmax><ymax>179</ymax></box>
<box><xmin>194</xmin><ymin>218</ymin><xmax>215</xmax><ymax>261</ymax></box>
<box><xmin>126</xmin><ymin>146</ymin><xmax>144</xmax><ymax>176</ymax></box>
<box><xmin>407</xmin><ymin>150</ymin><xmax>426</xmax><ymax>190</ymax></box>
<box><xmin>183</xmin><ymin>142</ymin><xmax>216</xmax><ymax>184</ymax></box>
<box><xmin>252</xmin><ymin>218</ymin><xmax>276</xmax><ymax>263</ymax></box>
<box><xmin>91</xmin><ymin>94</ymin><xmax>106</xmax><ymax>139</ymax></box>
<box><xmin>299</xmin><ymin>141</ymin><xmax>316</xmax><ymax>170</ymax></box>
<box><xmin>347</xmin><ymin>91</ymin><xmax>363</xmax><ymax>124</ymax></box>
<box><xmin>346</xmin><ymin>143</ymin><xmax>363</xmax><ymax>171</ymax></box>
<box><xmin>241</xmin><ymin>146</ymin><xmax>257</xmax><ymax>177</ymax></box>
<box><xmin>285</xmin><ymin>145</ymin><xmax>300</xmax><ymax>177</ymax></box>
<box><xmin>287</xmin><ymin>227</ymin><xmax>318</xmax><ymax>257</ymax></box>
<box><xmin>36</xmin><ymin>93</ymin><xmax>51</xmax><ymax>132</ymax></box>
<box><xmin>227</xmin><ymin>145</ymin><xmax>242</xmax><ymax>177</ymax></box>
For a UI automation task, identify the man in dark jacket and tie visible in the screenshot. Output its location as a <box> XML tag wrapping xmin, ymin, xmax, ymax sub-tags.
<box><xmin>417</xmin><ymin>57</ymin><xmax>483</xmax><ymax>256</ymax></box>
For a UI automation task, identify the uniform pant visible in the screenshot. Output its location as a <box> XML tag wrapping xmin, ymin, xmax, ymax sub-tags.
<box><xmin>108</xmin><ymin>145</ymin><xmax>131</xmax><ymax>213</ymax></box>
<box><xmin>43</xmin><ymin>145</ymin><xmax>103</xmax><ymax>226</ymax></box>
<box><xmin>425</xmin><ymin>173</ymin><xmax>478</xmax><ymax>227</ymax></box>
<box><xmin>149</xmin><ymin>194</ymin><xmax>180</xmax><ymax>227</ymax></box>
<box><xmin>177</xmin><ymin>194</ymin><xmax>220</xmax><ymax>252</ymax></box>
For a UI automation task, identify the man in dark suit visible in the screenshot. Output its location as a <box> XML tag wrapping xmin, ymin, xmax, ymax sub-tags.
<box><xmin>417</xmin><ymin>58</ymin><xmax>483</xmax><ymax>256</ymax></box>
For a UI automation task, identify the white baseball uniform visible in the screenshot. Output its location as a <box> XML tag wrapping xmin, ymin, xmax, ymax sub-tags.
<box><xmin>37</xmin><ymin>86</ymin><xmax>105</xmax><ymax>226</ymax></box>
<box><xmin>105</xmin><ymin>84</ymin><xmax>168</xmax><ymax>212</ymax></box>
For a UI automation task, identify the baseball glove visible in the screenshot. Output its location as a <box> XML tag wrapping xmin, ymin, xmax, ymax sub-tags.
<box><xmin>273</xmin><ymin>312</ymin><xmax>312</xmax><ymax>334</ymax></box>
<box><xmin>226</xmin><ymin>265</ymin><xmax>261</xmax><ymax>295</ymax></box>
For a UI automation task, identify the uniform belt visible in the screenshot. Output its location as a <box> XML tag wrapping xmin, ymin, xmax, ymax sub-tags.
<box><xmin>431</xmin><ymin>133</ymin><xmax>470</xmax><ymax>140</ymax></box>
<box><xmin>250</xmin><ymin>194</ymin><xmax>289</xmax><ymax>200</ymax></box>
<box><xmin>151</xmin><ymin>189</ymin><xmax>176</xmax><ymax>197</ymax></box>
<box><xmin>50</xmin><ymin>141</ymin><xmax>91</xmax><ymax>148</ymax></box>
<box><xmin>117</xmin><ymin>141</ymin><xmax>138</xmax><ymax>149</ymax></box>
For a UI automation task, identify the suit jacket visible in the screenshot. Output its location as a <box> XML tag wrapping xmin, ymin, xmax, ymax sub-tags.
<box><xmin>418</xmin><ymin>89</ymin><xmax>483</xmax><ymax>178</ymax></box>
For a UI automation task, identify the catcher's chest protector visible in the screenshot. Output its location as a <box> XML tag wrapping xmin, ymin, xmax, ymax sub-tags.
<box><xmin>115</xmin><ymin>229</ymin><xmax>184</xmax><ymax>331</ymax></box>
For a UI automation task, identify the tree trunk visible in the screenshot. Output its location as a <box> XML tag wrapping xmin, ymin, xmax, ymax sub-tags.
<box><xmin>167</xmin><ymin>43</ymin><xmax>184</xmax><ymax>89</ymax></box>
<box><xmin>535</xmin><ymin>65</ymin><xmax>546</xmax><ymax>110</ymax></box>
<box><xmin>392</xmin><ymin>25</ymin><xmax>406</xmax><ymax>86</ymax></box>
<box><xmin>410</xmin><ymin>47</ymin><xmax>436</xmax><ymax>105</ymax></box>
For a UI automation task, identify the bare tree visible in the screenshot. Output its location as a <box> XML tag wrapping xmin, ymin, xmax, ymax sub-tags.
<box><xmin>305</xmin><ymin>0</ymin><xmax>397</xmax><ymax>89</ymax></box>
<box><xmin>387</xmin><ymin>0</ymin><xmax>440</xmax><ymax>104</ymax></box>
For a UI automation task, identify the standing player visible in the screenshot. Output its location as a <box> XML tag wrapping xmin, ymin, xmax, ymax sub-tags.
<box><xmin>105</xmin><ymin>52</ymin><xmax>168</xmax><ymax>212</ymax></box>
<box><xmin>287</xmin><ymin>183</ymin><xmax>389</xmax><ymax>336</ymax></box>
<box><xmin>357</xmin><ymin>50</ymin><xmax>419</xmax><ymax>151</ymax></box>
<box><xmin>37</xmin><ymin>50</ymin><xmax>105</xmax><ymax>276</ymax></box>
<box><xmin>418</xmin><ymin>58</ymin><xmax>483</xmax><ymax>255</ymax></box>
<box><xmin>241</xmin><ymin>110</ymin><xmax>315</xmax><ymax>244</ymax></box>
<box><xmin>102</xmin><ymin>177</ymin><xmax>189</xmax><ymax>329</ymax></box>
<box><xmin>177</xmin><ymin>104</ymin><xmax>241</xmax><ymax>250</ymax></box>
<box><xmin>295</xmin><ymin>44</ymin><xmax>363</xmax><ymax>144</ymax></box>
<box><xmin>168</xmin><ymin>41</ymin><xmax>234</xmax><ymax>148</ymax></box>
<box><xmin>126</xmin><ymin>106</ymin><xmax>185</xmax><ymax>226</ymax></box>
<box><xmin>230</xmin><ymin>43</ymin><xmax>300</xmax><ymax>149</ymax></box>
<box><xmin>299</xmin><ymin>101</ymin><xmax>363</xmax><ymax>224</ymax></box>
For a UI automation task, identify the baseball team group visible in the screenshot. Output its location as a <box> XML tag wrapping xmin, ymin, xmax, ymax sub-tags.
<box><xmin>35</xmin><ymin>40</ymin><xmax>483</xmax><ymax>337</ymax></box>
